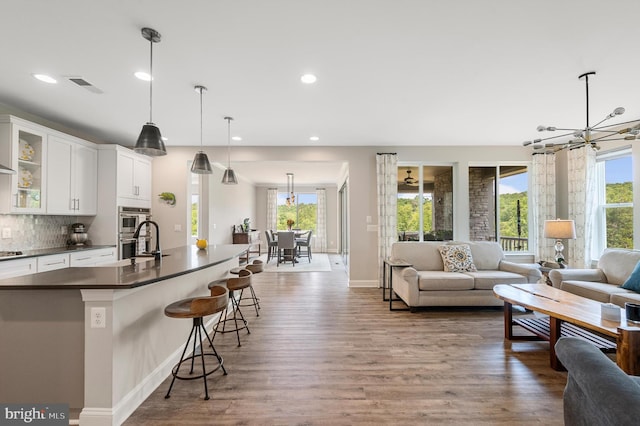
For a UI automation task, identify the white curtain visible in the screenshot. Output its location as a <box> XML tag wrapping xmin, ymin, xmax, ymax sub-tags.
<box><xmin>531</xmin><ymin>153</ymin><xmax>556</xmax><ymax>262</ymax></box>
<box><xmin>376</xmin><ymin>153</ymin><xmax>398</xmax><ymax>287</ymax></box>
<box><xmin>315</xmin><ymin>188</ymin><xmax>327</xmax><ymax>252</ymax></box>
<box><xmin>568</xmin><ymin>147</ymin><xmax>597</xmax><ymax>268</ymax></box>
<box><xmin>266</xmin><ymin>188</ymin><xmax>278</xmax><ymax>232</ymax></box>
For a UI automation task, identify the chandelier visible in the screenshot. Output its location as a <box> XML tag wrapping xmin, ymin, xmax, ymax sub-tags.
<box><xmin>286</xmin><ymin>173</ymin><xmax>295</xmax><ymax>206</ymax></box>
<box><xmin>523</xmin><ymin>72</ymin><xmax>640</xmax><ymax>154</ymax></box>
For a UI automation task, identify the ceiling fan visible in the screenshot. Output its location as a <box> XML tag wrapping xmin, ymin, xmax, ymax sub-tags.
<box><xmin>403</xmin><ymin>169</ymin><xmax>418</xmax><ymax>186</ymax></box>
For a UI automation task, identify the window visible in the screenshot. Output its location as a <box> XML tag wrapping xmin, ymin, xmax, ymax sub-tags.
<box><xmin>277</xmin><ymin>192</ymin><xmax>317</xmax><ymax>231</ymax></box>
<box><xmin>468</xmin><ymin>165</ymin><xmax>529</xmax><ymax>252</ymax></box>
<box><xmin>594</xmin><ymin>150</ymin><xmax>633</xmax><ymax>253</ymax></box>
<box><xmin>190</xmin><ymin>172</ymin><xmax>200</xmax><ymax>239</ymax></box>
<box><xmin>397</xmin><ymin>165</ymin><xmax>453</xmax><ymax>241</ymax></box>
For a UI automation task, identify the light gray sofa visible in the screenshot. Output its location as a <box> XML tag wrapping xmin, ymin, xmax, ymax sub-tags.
<box><xmin>555</xmin><ymin>336</ymin><xmax>640</xmax><ymax>425</ymax></box>
<box><xmin>548</xmin><ymin>248</ymin><xmax>640</xmax><ymax>307</ymax></box>
<box><xmin>389</xmin><ymin>241</ymin><xmax>542</xmax><ymax>310</ymax></box>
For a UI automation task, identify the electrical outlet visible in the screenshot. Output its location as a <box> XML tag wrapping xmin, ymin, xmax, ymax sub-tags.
<box><xmin>174</xmin><ymin>224</ymin><xmax>182</xmax><ymax>232</ymax></box>
<box><xmin>1</xmin><ymin>228</ymin><xmax>11</xmax><ymax>239</ymax></box>
<box><xmin>61</xmin><ymin>226</ymin><xmax>68</xmax><ymax>235</ymax></box>
<box><xmin>91</xmin><ymin>307</ymin><xmax>106</xmax><ymax>328</ymax></box>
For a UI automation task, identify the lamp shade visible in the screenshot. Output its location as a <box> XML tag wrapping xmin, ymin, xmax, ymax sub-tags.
<box><xmin>221</xmin><ymin>168</ymin><xmax>238</xmax><ymax>185</ymax></box>
<box><xmin>190</xmin><ymin>151</ymin><xmax>212</xmax><ymax>174</ymax></box>
<box><xmin>135</xmin><ymin>123</ymin><xmax>167</xmax><ymax>156</ymax></box>
<box><xmin>543</xmin><ymin>219</ymin><xmax>576</xmax><ymax>239</ymax></box>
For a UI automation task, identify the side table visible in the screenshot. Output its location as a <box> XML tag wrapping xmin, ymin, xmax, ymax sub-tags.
<box><xmin>539</xmin><ymin>263</ymin><xmax>568</xmax><ymax>286</ymax></box>
<box><xmin>382</xmin><ymin>259</ymin><xmax>412</xmax><ymax>311</ymax></box>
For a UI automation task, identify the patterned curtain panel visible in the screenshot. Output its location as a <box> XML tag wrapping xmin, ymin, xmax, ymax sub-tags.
<box><xmin>315</xmin><ymin>188</ymin><xmax>327</xmax><ymax>252</ymax></box>
<box><xmin>568</xmin><ymin>147</ymin><xmax>597</xmax><ymax>268</ymax></box>
<box><xmin>266</xmin><ymin>188</ymin><xmax>278</xmax><ymax>232</ymax></box>
<box><xmin>531</xmin><ymin>153</ymin><xmax>556</xmax><ymax>262</ymax></box>
<box><xmin>376</xmin><ymin>153</ymin><xmax>398</xmax><ymax>287</ymax></box>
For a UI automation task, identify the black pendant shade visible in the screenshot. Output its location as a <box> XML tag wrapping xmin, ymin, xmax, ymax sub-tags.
<box><xmin>134</xmin><ymin>27</ymin><xmax>167</xmax><ymax>157</ymax></box>
<box><xmin>221</xmin><ymin>116</ymin><xmax>238</xmax><ymax>185</ymax></box>
<box><xmin>191</xmin><ymin>151</ymin><xmax>213</xmax><ymax>174</ymax></box>
<box><xmin>136</xmin><ymin>122</ymin><xmax>167</xmax><ymax>156</ymax></box>
<box><xmin>221</xmin><ymin>168</ymin><xmax>238</xmax><ymax>184</ymax></box>
<box><xmin>190</xmin><ymin>85</ymin><xmax>213</xmax><ymax>174</ymax></box>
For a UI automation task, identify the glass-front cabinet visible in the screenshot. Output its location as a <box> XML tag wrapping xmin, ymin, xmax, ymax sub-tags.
<box><xmin>0</xmin><ymin>116</ymin><xmax>47</xmax><ymax>213</ymax></box>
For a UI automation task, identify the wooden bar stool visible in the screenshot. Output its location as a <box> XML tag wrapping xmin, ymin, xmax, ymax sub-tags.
<box><xmin>163</xmin><ymin>285</ymin><xmax>229</xmax><ymax>400</ymax></box>
<box><xmin>240</xmin><ymin>260</ymin><xmax>262</xmax><ymax>315</ymax></box>
<box><xmin>208</xmin><ymin>269</ymin><xmax>253</xmax><ymax>346</ymax></box>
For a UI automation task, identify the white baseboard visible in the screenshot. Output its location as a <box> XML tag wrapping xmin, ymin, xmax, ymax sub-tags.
<box><xmin>348</xmin><ymin>279</ymin><xmax>378</xmax><ymax>288</ymax></box>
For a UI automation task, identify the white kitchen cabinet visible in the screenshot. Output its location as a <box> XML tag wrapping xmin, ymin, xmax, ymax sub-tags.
<box><xmin>37</xmin><ymin>253</ymin><xmax>69</xmax><ymax>272</ymax></box>
<box><xmin>98</xmin><ymin>145</ymin><xmax>152</xmax><ymax>209</ymax></box>
<box><xmin>46</xmin><ymin>135</ymin><xmax>97</xmax><ymax>215</ymax></box>
<box><xmin>70</xmin><ymin>247</ymin><xmax>117</xmax><ymax>266</ymax></box>
<box><xmin>0</xmin><ymin>116</ymin><xmax>48</xmax><ymax>214</ymax></box>
<box><xmin>117</xmin><ymin>149</ymin><xmax>151</xmax><ymax>203</ymax></box>
<box><xmin>0</xmin><ymin>258</ymin><xmax>37</xmax><ymax>278</ymax></box>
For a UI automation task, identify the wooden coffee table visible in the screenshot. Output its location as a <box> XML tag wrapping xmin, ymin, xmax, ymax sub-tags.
<box><xmin>493</xmin><ymin>283</ymin><xmax>640</xmax><ymax>374</ymax></box>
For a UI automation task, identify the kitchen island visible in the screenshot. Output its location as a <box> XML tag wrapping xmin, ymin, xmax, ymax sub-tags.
<box><xmin>0</xmin><ymin>244</ymin><xmax>247</xmax><ymax>426</ymax></box>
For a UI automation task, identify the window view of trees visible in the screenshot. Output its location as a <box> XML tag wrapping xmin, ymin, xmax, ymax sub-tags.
<box><xmin>190</xmin><ymin>173</ymin><xmax>199</xmax><ymax>237</ymax></box>
<box><xmin>277</xmin><ymin>193</ymin><xmax>317</xmax><ymax>230</ymax></box>
<box><xmin>397</xmin><ymin>165</ymin><xmax>453</xmax><ymax>241</ymax></box>
<box><xmin>593</xmin><ymin>154</ymin><xmax>634</xmax><ymax>254</ymax></box>
<box><xmin>603</xmin><ymin>159</ymin><xmax>633</xmax><ymax>249</ymax></box>
<box><xmin>499</xmin><ymin>191</ymin><xmax>528</xmax><ymax>249</ymax></box>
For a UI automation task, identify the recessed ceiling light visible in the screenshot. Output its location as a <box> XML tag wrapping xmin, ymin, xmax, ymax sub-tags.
<box><xmin>301</xmin><ymin>74</ymin><xmax>317</xmax><ymax>84</ymax></box>
<box><xmin>309</xmin><ymin>136</ymin><xmax>320</xmax><ymax>141</ymax></box>
<box><xmin>134</xmin><ymin>71</ymin><xmax>152</xmax><ymax>81</ymax></box>
<box><xmin>232</xmin><ymin>136</ymin><xmax>242</xmax><ymax>141</ymax></box>
<box><xmin>33</xmin><ymin>74</ymin><xmax>57</xmax><ymax>84</ymax></box>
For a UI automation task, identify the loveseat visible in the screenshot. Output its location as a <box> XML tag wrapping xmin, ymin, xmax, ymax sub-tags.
<box><xmin>555</xmin><ymin>336</ymin><xmax>640</xmax><ymax>425</ymax></box>
<box><xmin>548</xmin><ymin>248</ymin><xmax>640</xmax><ymax>307</ymax></box>
<box><xmin>389</xmin><ymin>241</ymin><xmax>542</xmax><ymax>310</ymax></box>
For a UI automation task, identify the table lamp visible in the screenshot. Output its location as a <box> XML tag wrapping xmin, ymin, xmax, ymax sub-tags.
<box><xmin>543</xmin><ymin>219</ymin><xmax>576</xmax><ymax>264</ymax></box>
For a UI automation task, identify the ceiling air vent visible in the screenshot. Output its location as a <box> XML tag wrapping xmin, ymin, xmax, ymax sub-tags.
<box><xmin>65</xmin><ymin>76</ymin><xmax>103</xmax><ymax>94</ymax></box>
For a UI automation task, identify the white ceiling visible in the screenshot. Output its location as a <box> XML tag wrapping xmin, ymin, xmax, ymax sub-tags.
<box><xmin>1</xmin><ymin>0</ymin><xmax>639</xmax><ymax>184</ymax></box>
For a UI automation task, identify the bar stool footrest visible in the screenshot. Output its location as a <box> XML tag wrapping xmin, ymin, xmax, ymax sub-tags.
<box><xmin>170</xmin><ymin>353</ymin><xmax>225</xmax><ymax>381</ymax></box>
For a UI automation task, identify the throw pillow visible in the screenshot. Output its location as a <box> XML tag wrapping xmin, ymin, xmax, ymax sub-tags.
<box><xmin>438</xmin><ymin>244</ymin><xmax>477</xmax><ymax>272</ymax></box>
<box><xmin>622</xmin><ymin>261</ymin><xmax>640</xmax><ymax>293</ymax></box>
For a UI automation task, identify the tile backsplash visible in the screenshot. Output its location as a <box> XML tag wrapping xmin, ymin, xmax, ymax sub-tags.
<box><xmin>0</xmin><ymin>215</ymin><xmax>95</xmax><ymax>251</ymax></box>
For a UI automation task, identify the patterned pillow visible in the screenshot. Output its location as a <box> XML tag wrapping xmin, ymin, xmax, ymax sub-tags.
<box><xmin>438</xmin><ymin>244</ymin><xmax>477</xmax><ymax>272</ymax></box>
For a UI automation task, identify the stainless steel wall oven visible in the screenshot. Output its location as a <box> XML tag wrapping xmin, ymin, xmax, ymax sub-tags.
<box><xmin>118</xmin><ymin>206</ymin><xmax>152</xmax><ymax>259</ymax></box>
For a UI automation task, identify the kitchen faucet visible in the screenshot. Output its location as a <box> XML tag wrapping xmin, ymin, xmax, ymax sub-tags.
<box><xmin>133</xmin><ymin>220</ymin><xmax>162</xmax><ymax>261</ymax></box>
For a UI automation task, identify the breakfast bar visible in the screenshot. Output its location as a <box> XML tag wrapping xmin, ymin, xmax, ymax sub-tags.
<box><xmin>0</xmin><ymin>244</ymin><xmax>247</xmax><ymax>426</ymax></box>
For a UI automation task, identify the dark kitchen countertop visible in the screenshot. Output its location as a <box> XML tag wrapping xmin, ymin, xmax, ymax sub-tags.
<box><xmin>0</xmin><ymin>244</ymin><xmax>247</xmax><ymax>290</ymax></box>
<box><xmin>0</xmin><ymin>245</ymin><xmax>116</xmax><ymax>261</ymax></box>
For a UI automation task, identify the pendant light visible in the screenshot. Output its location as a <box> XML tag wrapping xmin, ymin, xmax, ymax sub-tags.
<box><xmin>286</xmin><ymin>173</ymin><xmax>295</xmax><ymax>206</ymax></box>
<box><xmin>134</xmin><ymin>27</ymin><xmax>167</xmax><ymax>156</ymax></box>
<box><xmin>221</xmin><ymin>116</ymin><xmax>238</xmax><ymax>184</ymax></box>
<box><xmin>190</xmin><ymin>85</ymin><xmax>213</xmax><ymax>174</ymax></box>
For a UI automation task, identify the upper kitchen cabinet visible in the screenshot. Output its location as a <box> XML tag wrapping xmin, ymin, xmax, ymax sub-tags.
<box><xmin>47</xmin><ymin>134</ymin><xmax>97</xmax><ymax>215</ymax></box>
<box><xmin>0</xmin><ymin>116</ymin><xmax>47</xmax><ymax>214</ymax></box>
<box><xmin>98</xmin><ymin>145</ymin><xmax>152</xmax><ymax>208</ymax></box>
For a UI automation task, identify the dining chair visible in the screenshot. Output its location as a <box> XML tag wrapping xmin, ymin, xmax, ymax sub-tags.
<box><xmin>276</xmin><ymin>231</ymin><xmax>297</xmax><ymax>267</ymax></box>
<box><xmin>264</xmin><ymin>230</ymin><xmax>278</xmax><ymax>262</ymax></box>
<box><xmin>296</xmin><ymin>230</ymin><xmax>313</xmax><ymax>262</ymax></box>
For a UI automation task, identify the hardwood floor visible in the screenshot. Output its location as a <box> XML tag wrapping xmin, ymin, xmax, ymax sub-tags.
<box><xmin>124</xmin><ymin>255</ymin><xmax>567</xmax><ymax>425</ymax></box>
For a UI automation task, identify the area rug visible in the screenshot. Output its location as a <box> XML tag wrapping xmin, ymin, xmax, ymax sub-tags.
<box><xmin>255</xmin><ymin>252</ymin><xmax>332</xmax><ymax>272</ymax></box>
